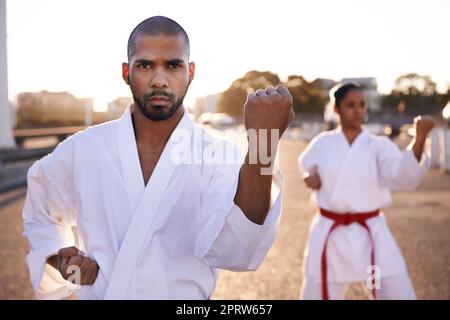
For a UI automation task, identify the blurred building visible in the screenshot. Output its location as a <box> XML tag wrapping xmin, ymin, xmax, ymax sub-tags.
<box><xmin>311</xmin><ymin>78</ymin><xmax>337</xmax><ymax>99</ymax></box>
<box><xmin>192</xmin><ymin>93</ymin><xmax>222</xmax><ymax>119</ymax></box>
<box><xmin>15</xmin><ymin>91</ymin><xmax>94</xmax><ymax>128</ymax></box>
<box><xmin>107</xmin><ymin>97</ymin><xmax>133</xmax><ymax>120</ymax></box>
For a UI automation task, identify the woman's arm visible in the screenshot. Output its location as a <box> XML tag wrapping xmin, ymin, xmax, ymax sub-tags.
<box><xmin>377</xmin><ymin>115</ymin><xmax>434</xmax><ymax>191</ymax></box>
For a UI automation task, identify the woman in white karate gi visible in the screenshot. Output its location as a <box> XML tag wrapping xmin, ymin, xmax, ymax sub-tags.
<box><xmin>298</xmin><ymin>83</ymin><xmax>435</xmax><ymax>300</ymax></box>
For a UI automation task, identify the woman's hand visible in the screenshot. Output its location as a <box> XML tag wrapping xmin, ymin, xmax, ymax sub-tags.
<box><xmin>414</xmin><ymin>115</ymin><xmax>435</xmax><ymax>140</ymax></box>
<box><xmin>303</xmin><ymin>167</ymin><xmax>321</xmax><ymax>190</ymax></box>
<box><xmin>411</xmin><ymin>115</ymin><xmax>436</xmax><ymax>162</ymax></box>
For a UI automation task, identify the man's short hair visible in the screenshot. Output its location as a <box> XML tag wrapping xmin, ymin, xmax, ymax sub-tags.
<box><xmin>127</xmin><ymin>16</ymin><xmax>190</xmax><ymax>61</ymax></box>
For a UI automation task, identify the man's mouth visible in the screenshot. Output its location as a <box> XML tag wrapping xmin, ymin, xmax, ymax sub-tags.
<box><xmin>147</xmin><ymin>96</ymin><xmax>172</xmax><ymax>106</ymax></box>
<box><xmin>149</xmin><ymin>96</ymin><xmax>170</xmax><ymax>101</ymax></box>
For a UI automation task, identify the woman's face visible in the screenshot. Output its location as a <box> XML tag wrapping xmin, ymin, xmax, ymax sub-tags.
<box><xmin>334</xmin><ymin>90</ymin><xmax>366</xmax><ymax>130</ymax></box>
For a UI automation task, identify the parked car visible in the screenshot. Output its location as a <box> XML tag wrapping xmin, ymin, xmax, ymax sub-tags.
<box><xmin>198</xmin><ymin>113</ymin><xmax>236</xmax><ymax>127</ymax></box>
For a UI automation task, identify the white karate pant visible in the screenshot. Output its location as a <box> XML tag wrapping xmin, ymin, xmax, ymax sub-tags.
<box><xmin>300</xmin><ymin>272</ymin><xmax>416</xmax><ymax>300</ymax></box>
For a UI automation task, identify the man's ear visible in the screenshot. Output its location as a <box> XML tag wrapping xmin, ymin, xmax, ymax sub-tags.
<box><xmin>188</xmin><ymin>61</ymin><xmax>195</xmax><ymax>84</ymax></box>
<box><xmin>122</xmin><ymin>62</ymin><xmax>130</xmax><ymax>85</ymax></box>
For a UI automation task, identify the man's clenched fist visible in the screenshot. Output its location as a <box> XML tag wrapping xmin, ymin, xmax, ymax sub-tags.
<box><xmin>47</xmin><ymin>246</ymin><xmax>99</xmax><ymax>285</ymax></box>
<box><xmin>244</xmin><ymin>84</ymin><xmax>294</xmax><ymax>137</ymax></box>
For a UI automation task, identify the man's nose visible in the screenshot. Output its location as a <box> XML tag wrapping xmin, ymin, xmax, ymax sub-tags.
<box><xmin>150</xmin><ymin>72</ymin><xmax>169</xmax><ymax>89</ymax></box>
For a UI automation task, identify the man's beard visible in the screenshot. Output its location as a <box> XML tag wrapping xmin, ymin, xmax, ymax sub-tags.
<box><xmin>133</xmin><ymin>86</ymin><xmax>188</xmax><ymax>121</ymax></box>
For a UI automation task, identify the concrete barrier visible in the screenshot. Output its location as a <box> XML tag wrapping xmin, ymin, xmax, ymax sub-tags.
<box><xmin>440</xmin><ymin>128</ymin><xmax>450</xmax><ymax>174</ymax></box>
<box><xmin>428</xmin><ymin>128</ymin><xmax>442</xmax><ymax>168</ymax></box>
<box><xmin>0</xmin><ymin>146</ymin><xmax>54</xmax><ymax>165</ymax></box>
<box><xmin>0</xmin><ymin>146</ymin><xmax>54</xmax><ymax>192</ymax></box>
<box><xmin>0</xmin><ymin>159</ymin><xmax>35</xmax><ymax>192</ymax></box>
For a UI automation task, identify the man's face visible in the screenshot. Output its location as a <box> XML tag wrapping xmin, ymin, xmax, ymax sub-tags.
<box><xmin>122</xmin><ymin>35</ymin><xmax>195</xmax><ymax>121</ymax></box>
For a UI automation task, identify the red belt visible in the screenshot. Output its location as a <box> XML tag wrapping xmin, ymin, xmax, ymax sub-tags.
<box><xmin>319</xmin><ymin>207</ymin><xmax>380</xmax><ymax>300</ymax></box>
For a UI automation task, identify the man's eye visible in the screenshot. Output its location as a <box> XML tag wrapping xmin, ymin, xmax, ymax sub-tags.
<box><xmin>169</xmin><ymin>63</ymin><xmax>183</xmax><ymax>69</ymax></box>
<box><xmin>138</xmin><ymin>63</ymin><xmax>151</xmax><ymax>69</ymax></box>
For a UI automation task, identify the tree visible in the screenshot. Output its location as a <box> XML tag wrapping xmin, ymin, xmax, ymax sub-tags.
<box><xmin>217</xmin><ymin>71</ymin><xmax>281</xmax><ymax>118</ymax></box>
<box><xmin>285</xmin><ymin>75</ymin><xmax>325</xmax><ymax>116</ymax></box>
<box><xmin>392</xmin><ymin>73</ymin><xmax>437</xmax><ymax>96</ymax></box>
<box><xmin>216</xmin><ymin>86</ymin><xmax>248</xmax><ymax>118</ymax></box>
<box><xmin>218</xmin><ymin>71</ymin><xmax>326</xmax><ymax>118</ymax></box>
<box><xmin>382</xmin><ymin>73</ymin><xmax>441</xmax><ymax>116</ymax></box>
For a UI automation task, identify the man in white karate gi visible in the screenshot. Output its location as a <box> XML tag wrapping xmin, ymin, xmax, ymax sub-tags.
<box><xmin>22</xmin><ymin>16</ymin><xmax>294</xmax><ymax>299</ymax></box>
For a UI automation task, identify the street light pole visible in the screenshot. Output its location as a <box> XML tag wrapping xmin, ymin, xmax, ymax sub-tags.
<box><xmin>0</xmin><ymin>0</ymin><xmax>15</xmax><ymax>149</ymax></box>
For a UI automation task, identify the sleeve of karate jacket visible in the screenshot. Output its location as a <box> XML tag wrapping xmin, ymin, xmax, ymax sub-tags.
<box><xmin>194</xmin><ymin>141</ymin><xmax>283</xmax><ymax>272</ymax></box>
<box><xmin>376</xmin><ymin>136</ymin><xmax>430</xmax><ymax>191</ymax></box>
<box><xmin>22</xmin><ymin>137</ymin><xmax>78</xmax><ymax>299</ymax></box>
<box><xmin>297</xmin><ymin>135</ymin><xmax>321</xmax><ymax>174</ymax></box>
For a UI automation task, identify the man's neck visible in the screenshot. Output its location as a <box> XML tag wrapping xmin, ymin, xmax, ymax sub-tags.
<box><xmin>131</xmin><ymin>103</ymin><xmax>184</xmax><ymax>147</ymax></box>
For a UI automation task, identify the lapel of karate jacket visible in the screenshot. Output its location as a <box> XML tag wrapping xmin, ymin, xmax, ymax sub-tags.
<box><xmin>329</xmin><ymin>128</ymin><xmax>370</xmax><ymax>207</ymax></box>
<box><xmin>104</xmin><ymin>107</ymin><xmax>193</xmax><ymax>299</ymax></box>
